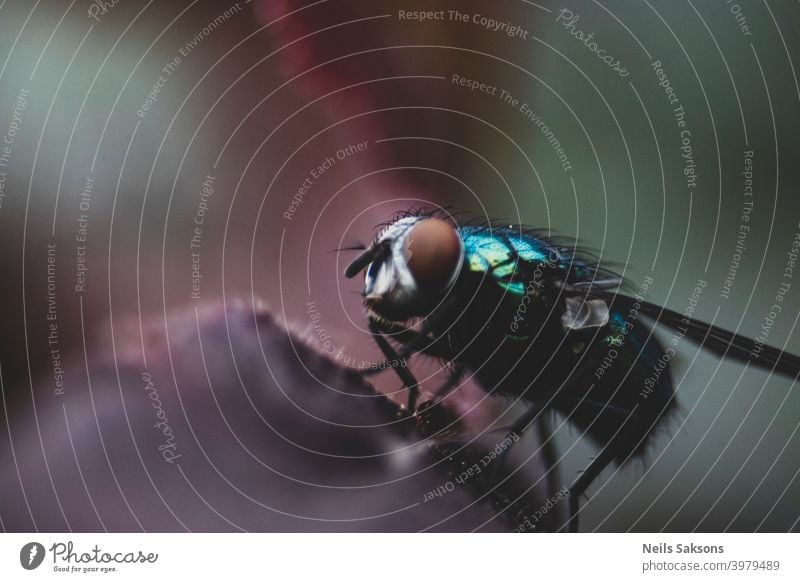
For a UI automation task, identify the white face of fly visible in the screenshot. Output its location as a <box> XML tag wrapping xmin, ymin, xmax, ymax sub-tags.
<box><xmin>363</xmin><ymin>217</ymin><xmax>421</xmax><ymax>319</ymax></box>
<box><xmin>360</xmin><ymin>217</ymin><xmax>464</xmax><ymax>321</ymax></box>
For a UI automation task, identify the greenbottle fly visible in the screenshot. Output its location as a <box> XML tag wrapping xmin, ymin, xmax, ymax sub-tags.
<box><xmin>343</xmin><ymin>209</ymin><xmax>800</xmax><ymax>532</ymax></box>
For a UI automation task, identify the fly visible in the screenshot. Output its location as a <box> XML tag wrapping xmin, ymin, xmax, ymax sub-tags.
<box><xmin>343</xmin><ymin>209</ymin><xmax>800</xmax><ymax>532</ymax></box>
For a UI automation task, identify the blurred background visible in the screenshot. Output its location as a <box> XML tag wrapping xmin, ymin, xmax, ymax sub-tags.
<box><xmin>0</xmin><ymin>0</ymin><xmax>798</xmax><ymax>531</ymax></box>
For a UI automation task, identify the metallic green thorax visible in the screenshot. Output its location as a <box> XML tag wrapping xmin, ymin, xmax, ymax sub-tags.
<box><xmin>460</xmin><ymin>226</ymin><xmax>592</xmax><ymax>295</ymax></box>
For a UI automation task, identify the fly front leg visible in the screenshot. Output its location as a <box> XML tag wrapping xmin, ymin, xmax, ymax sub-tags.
<box><xmin>367</xmin><ymin>319</ymin><xmax>452</xmax><ymax>360</ymax></box>
<box><xmin>361</xmin><ymin>297</ymin><xmax>457</xmax><ymax>377</ymax></box>
<box><xmin>394</xmin><ymin>296</ymin><xmax>456</xmax><ymax>362</ymax></box>
<box><xmin>367</xmin><ymin>318</ymin><xmax>421</xmax><ymax>413</ymax></box>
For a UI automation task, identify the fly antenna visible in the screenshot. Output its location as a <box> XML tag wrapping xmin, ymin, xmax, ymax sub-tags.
<box><xmin>330</xmin><ymin>242</ymin><xmax>368</xmax><ymax>254</ymax></box>
<box><xmin>344</xmin><ymin>243</ymin><xmax>387</xmax><ymax>278</ymax></box>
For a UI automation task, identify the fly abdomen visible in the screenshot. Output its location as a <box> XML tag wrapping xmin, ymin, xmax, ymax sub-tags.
<box><xmin>553</xmin><ymin>311</ymin><xmax>677</xmax><ymax>462</ymax></box>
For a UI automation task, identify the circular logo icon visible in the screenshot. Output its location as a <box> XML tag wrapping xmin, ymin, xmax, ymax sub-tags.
<box><xmin>20</xmin><ymin>542</ymin><xmax>46</xmax><ymax>570</ymax></box>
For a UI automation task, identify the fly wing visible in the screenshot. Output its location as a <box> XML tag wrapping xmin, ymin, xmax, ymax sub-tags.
<box><xmin>585</xmin><ymin>290</ymin><xmax>800</xmax><ymax>380</ymax></box>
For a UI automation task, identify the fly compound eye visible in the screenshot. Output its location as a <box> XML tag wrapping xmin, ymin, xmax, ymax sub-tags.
<box><xmin>403</xmin><ymin>218</ymin><xmax>462</xmax><ymax>289</ymax></box>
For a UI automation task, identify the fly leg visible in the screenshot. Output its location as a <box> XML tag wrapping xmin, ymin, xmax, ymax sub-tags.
<box><xmin>415</xmin><ymin>365</ymin><xmax>465</xmax><ymax>437</ymax></box>
<box><xmin>563</xmin><ymin>444</ymin><xmax>620</xmax><ymax>533</ymax></box>
<box><xmin>536</xmin><ymin>414</ymin><xmax>560</xmax><ymax>500</ymax></box>
<box><xmin>367</xmin><ymin>320</ymin><xmax>452</xmax><ymax>360</ymax></box>
<box><xmin>490</xmin><ymin>402</ymin><xmax>551</xmax><ymax>478</ymax></box>
<box><xmin>367</xmin><ymin>319</ymin><xmax>462</xmax><ymax>415</ymax></box>
<box><xmin>361</xmin><ymin>297</ymin><xmax>457</xmax><ymax>376</ymax></box>
<box><xmin>367</xmin><ymin>318</ymin><xmax>421</xmax><ymax>413</ymax></box>
<box><xmin>507</xmin><ymin>401</ymin><xmax>547</xmax><ymax>437</ymax></box>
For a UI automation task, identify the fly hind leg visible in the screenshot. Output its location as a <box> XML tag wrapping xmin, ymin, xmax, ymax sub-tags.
<box><xmin>564</xmin><ymin>444</ymin><xmax>618</xmax><ymax>532</ymax></box>
<box><xmin>491</xmin><ymin>402</ymin><xmax>555</xmax><ymax>481</ymax></box>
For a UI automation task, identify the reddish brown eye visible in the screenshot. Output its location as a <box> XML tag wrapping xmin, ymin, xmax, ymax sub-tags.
<box><xmin>403</xmin><ymin>218</ymin><xmax>461</xmax><ymax>288</ymax></box>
